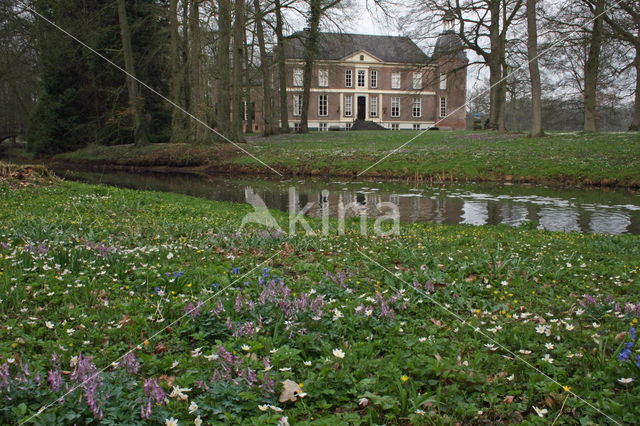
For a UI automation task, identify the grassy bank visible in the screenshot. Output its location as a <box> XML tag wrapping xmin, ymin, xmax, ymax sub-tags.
<box><xmin>1</xmin><ymin>173</ymin><xmax>639</xmax><ymax>424</ymax></box>
<box><xmin>49</xmin><ymin>131</ymin><xmax>640</xmax><ymax>187</ymax></box>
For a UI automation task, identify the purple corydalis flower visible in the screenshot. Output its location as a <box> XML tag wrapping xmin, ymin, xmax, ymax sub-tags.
<box><xmin>70</xmin><ymin>354</ymin><xmax>103</xmax><ymax>419</ymax></box>
<box><xmin>0</xmin><ymin>362</ymin><xmax>10</xmax><ymax>391</ymax></box>
<box><xmin>185</xmin><ymin>301</ymin><xmax>203</xmax><ymax>320</ymax></box>
<box><xmin>120</xmin><ymin>352</ymin><xmax>141</xmax><ymax>374</ymax></box>
<box><xmin>141</xmin><ymin>378</ymin><xmax>166</xmax><ymax>419</ymax></box>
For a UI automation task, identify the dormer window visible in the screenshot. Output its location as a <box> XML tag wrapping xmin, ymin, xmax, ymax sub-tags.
<box><xmin>360</xmin><ymin>54</ymin><xmax>364</xmax><ymax>61</ymax></box>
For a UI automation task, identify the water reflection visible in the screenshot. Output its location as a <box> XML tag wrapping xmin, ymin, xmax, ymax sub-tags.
<box><xmin>54</xmin><ymin>168</ymin><xmax>640</xmax><ymax>235</ymax></box>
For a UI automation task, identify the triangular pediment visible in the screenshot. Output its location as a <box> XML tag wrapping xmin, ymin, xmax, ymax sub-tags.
<box><xmin>342</xmin><ymin>49</ymin><xmax>384</xmax><ymax>63</ymax></box>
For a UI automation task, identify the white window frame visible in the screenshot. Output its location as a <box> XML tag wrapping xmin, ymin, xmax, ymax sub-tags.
<box><xmin>440</xmin><ymin>73</ymin><xmax>447</xmax><ymax>90</ymax></box>
<box><xmin>294</xmin><ymin>122</ymin><xmax>301</xmax><ymax>132</ymax></box>
<box><xmin>344</xmin><ymin>95</ymin><xmax>352</xmax><ymax>117</ymax></box>
<box><xmin>370</xmin><ymin>70</ymin><xmax>377</xmax><ymax>88</ymax></box>
<box><xmin>319</xmin><ymin>122</ymin><xmax>328</xmax><ymax>131</ymax></box>
<box><xmin>440</xmin><ymin>97</ymin><xmax>447</xmax><ymax>118</ymax></box>
<box><xmin>243</xmin><ymin>100</ymin><xmax>248</xmax><ymax>121</ymax></box>
<box><xmin>319</xmin><ymin>95</ymin><xmax>328</xmax><ymax>117</ymax></box>
<box><xmin>345</xmin><ymin>69</ymin><xmax>352</xmax><ymax>88</ymax></box>
<box><xmin>319</xmin><ymin>69</ymin><xmax>328</xmax><ymax>87</ymax></box>
<box><xmin>413</xmin><ymin>124</ymin><xmax>421</xmax><ymax>131</ymax></box>
<box><xmin>413</xmin><ymin>72</ymin><xmax>422</xmax><ymax>90</ymax></box>
<box><xmin>293</xmin><ymin>95</ymin><xmax>302</xmax><ymax>116</ymax></box>
<box><xmin>391</xmin><ymin>96</ymin><xmax>400</xmax><ymax>117</ymax></box>
<box><xmin>391</xmin><ymin>123</ymin><xmax>399</xmax><ymax>130</ymax></box>
<box><xmin>391</xmin><ymin>72</ymin><xmax>401</xmax><ymax>89</ymax></box>
<box><xmin>370</xmin><ymin>96</ymin><xmax>377</xmax><ymax>117</ymax></box>
<box><xmin>345</xmin><ymin>123</ymin><xmax>351</xmax><ymax>131</ymax></box>
<box><xmin>357</xmin><ymin>70</ymin><xmax>366</xmax><ymax>87</ymax></box>
<box><xmin>293</xmin><ymin>68</ymin><xmax>303</xmax><ymax>87</ymax></box>
<box><xmin>412</xmin><ymin>97</ymin><xmax>421</xmax><ymax>118</ymax></box>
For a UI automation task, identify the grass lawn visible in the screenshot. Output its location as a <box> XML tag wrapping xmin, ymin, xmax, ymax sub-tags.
<box><xmin>1</xmin><ymin>169</ymin><xmax>639</xmax><ymax>424</ymax></box>
<box><xmin>47</xmin><ymin>131</ymin><xmax>640</xmax><ymax>187</ymax></box>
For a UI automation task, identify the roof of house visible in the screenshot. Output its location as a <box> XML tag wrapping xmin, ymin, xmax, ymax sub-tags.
<box><xmin>432</xmin><ymin>30</ymin><xmax>466</xmax><ymax>61</ymax></box>
<box><xmin>284</xmin><ymin>32</ymin><xmax>431</xmax><ymax>64</ymax></box>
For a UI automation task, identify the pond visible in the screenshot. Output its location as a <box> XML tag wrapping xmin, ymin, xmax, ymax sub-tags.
<box><xmin>54</xmin><ymin>168</ymin><xmax>640</xmax><ymax>235</ymax></box>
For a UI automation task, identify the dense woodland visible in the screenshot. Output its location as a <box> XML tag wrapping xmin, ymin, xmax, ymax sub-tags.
<box><xmin>0</xmin><ymin>0</ymin><xmax>639</xmax><ymax>155</ymax></box>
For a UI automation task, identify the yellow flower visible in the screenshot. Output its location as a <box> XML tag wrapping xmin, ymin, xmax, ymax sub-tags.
<box><xmin>401</xmin><ymin>375</ymin><xmax>409</xmax><ymax>382</ymax></box>
<box><xmin>563</xmin><ymin>385</ymin><xmax>571</xmax><ymax>392</ymax></box>
<box><xmin>143</xmin><ymin>340</ymin><xmax>150</xmax><ymax>346</ymax></box>
<box><xmin>299</xmin><ymin>383</ymin><xmax>304</xmax><ymax>388</ymax></box>
<box><xmin>633</xmin><ymin>318</ymin><xmax>638</xmax><ymax>324</ymax></box>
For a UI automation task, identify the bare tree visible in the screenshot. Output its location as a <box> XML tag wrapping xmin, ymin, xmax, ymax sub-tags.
<box><xmin>232</xmin><ymin>0</ymin><xmax>247</xmax><ymax>142</ymax></box>
<box><xmin>604</xmin><ymin>0</ymin><xmax>640</xmax><ymax>130</ymax></box>
<box><xmin>403</xmin><ymin>0</ymin><xmax>523</xmax><ymax>131</ymax></box>
<box><xmin>274</xmin><ymin>0</ymin><xmax>290</xmax><ymax>132</ymax></box>
<box><xmin>216</xmin><ymin>0</ymin><xmax>233</xmax><ymax>139</ymax></box>
<box><xmin>526</xmin><ymin>0</ymin><xmax>543</xmax><ymax>136</ymax></box>
<box><xmin>253</xmin><ymin>0</ymin><xmax>276</xmax><ymax>135</ymax></box>
<box><xmin>583</xmin><ymin>0</ymin><xmax>605</xmax><ymax>132</ymax></box>
<box><xmin>117</xmin><ymin>0</ymin><xmax>148</xmax><ymax>145</ymax></box>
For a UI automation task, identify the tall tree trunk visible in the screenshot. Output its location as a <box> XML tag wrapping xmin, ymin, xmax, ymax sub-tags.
<box><xmin>630</xmin><ymin>44</ymin><xmax>640</xmax><ymax>130</ymax></box>
<box><xmin>182</xmin><ymin>0</ymin><xmax>191</xmax><ymax>114</ymax></box>
<box><xmin>232</xmin><ymin>0</ymin><xmax>246</xmax><ymax>142</ymax></box>
<box><xmin>488</xmin><ymin>0</ymin><xmax>501</xmax><ymax>130</ymax></box>
<box><xmin>216</xmin><ymin>0</ymin><xmax>232</xmax><ymax>139</ymax></box>
<box><xmin>169</xmin><ymin>0</ymin><xmax>183</xmax><ymax>142</ymax></box>
<box><xmin>254</xmin><ymin>0</ymin><xmax>275</xmax><ymax>135</ymax></box>
<box><xmin>117</xmin><ymin>0</ymin><xmax>147</xmax><ymax>145</ymax></box>
<box><xmin>584</xmin><ymin>0</ymin><xmax>604</xmax><ymax>132</ymax></box>
<box><xmin>274</xmin><ymin>0</ymin><xmax>289</xmax><ymax>132</ymax></box>
<box><xmin>190</xmin><ymin>0</ymin><xmax>205</xmax><ymax>142</ymax></box>
<box><xmin>526</xmin><ymin>0</ymin><xmax>544</xmax><ymax>137</ymax></box>
<box><xmin>300</xmin><ymin>0</ymin><xmax>322</xmax><ymax>133</ymax></box>
<box><xmin>244</xmin><ymin>26</ymin><xmax>253</xmax><ymax>134</ymax></box>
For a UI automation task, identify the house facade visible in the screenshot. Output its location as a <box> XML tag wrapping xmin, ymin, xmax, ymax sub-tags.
<box><xmin>280</xmin><ymin>31</ymin><xmax>467</xmax><ymax>131</ymax></box>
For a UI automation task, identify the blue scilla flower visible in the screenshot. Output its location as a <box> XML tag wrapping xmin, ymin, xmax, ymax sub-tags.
<box><xmin>244</xmin><ymin>281</ymin><xmax>250</xmax><ymax>287</ymax></box>
<box><xmin>618</xmin><ymin>342</ymin><xmax>634</xmax><ymax>361</ymax></box>
<box><xmin>173</xmin><ymin>271</ymin><xmax>183</xmax><ymax>278</ymax></box>
<box><xmin>232</xmin><ymin>267</ymin><xmax>240</xmax><ymax>275</ymax></box>
<box><xmin>636</xmin><ymin>354</ymin><xmax>640</xmax><ymax>369</ymax></box>
<box><xmin>164</xmin><ymin>272</ymin><xmax>172</xmax><ymax>277</ymax></box>
<box><xmin>154</xmin><ymin>286</ymin><xmax>161</xmax><ymax>295</ymax></box>
<box><xmin>211</xmin><ymin>283</ymin><xmax>218</xmax><ymax>290</ymax></box>
<box><xmin>262</xmin><ymin>268</ymin><xmax>269</xmax><ymax>278</ymax></box>
<box><xmin>630</xmin><ymin>327</ymin><xmax>636</xmax><ymax>341</ymax></box>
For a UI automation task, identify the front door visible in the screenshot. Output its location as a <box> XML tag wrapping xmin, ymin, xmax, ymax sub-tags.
<box><xmin>357</xmin><ymin>96</ymin><xmax>366</xmax><ymax>120</ymax></box>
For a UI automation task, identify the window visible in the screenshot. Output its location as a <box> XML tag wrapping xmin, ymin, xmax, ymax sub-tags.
<box><xmin>370</xmin><ymin>96</ymin><xmax>377</xmax><ymax>117</ymax></box>
<box><xmin>391</xmin><ymin>97</ymin><xmax>400</xmax><ymax>117</ymax></box>
<box><xmin>391</xmin><ymin>72</ymin><xmax>400</xmax><ymax>89</ymax></box>
<box><xmin>319</xmin><ymin>69</ymin><xmax>328</xmax><ymax>87</ymax></box>
<box><xmin>360</xmin><ymin>54</ymin><xmax>364</xmax><ymax>61</ymax></box>
<box><xmin>345</xmin><ymin>69</ymin><xmax>352</xmax><ymax>87</ymax></box>
<box><xmin>370</xmin><ymin>70</ymin><xmax>377</xmax><ymax>88</ymax></box>
<box><xmin>293</xmin><ymin>68</ymin><xmax>303</xmax><ymax>87</ymax></box>
<box><xmin>413</xmin><ymin>124</ymin><xmax>421</xmax><ymax>131</ymax></box>
<box><xmin>412</xmin><ymin>97</ymin><xmax>421</xmax><ymax>118</ymax></box>
<box><xmin>294</xmin><ymin>122</ymin><xmax>301</xmax><ymax>132</ymax></box>
<box><xmin>440</xmin><ymin>97</ymin><xmax>447</xmax><ymax>118</ymax></box>
<box><xmin>293</xmin><ymin>95</ymin><xmax>302</xmax><ymax>116</ymax></box>
<box><xmin>391</xmin><ymin>123</ymin><xmax>399</xmax><ymax>130</ymax></box>
<box><xmin>345</xmin><ymin>123</ymin><xmax>352</xmax><ymax>131</ymax></box>
<box><xmin>413</xmin><ymin>72</ymin><xmax>422</xmax><ymax>90</ymax></box>
<box><xmin>242</xmin><ymin>100</ymin><xmax>248</xmax><ymax>121</ymax></box>
<box><xmin>319</xmin><ymin>95</ymin><xmax>328</xmax><ymax>116</ymax></box>
<box><xmin>357</xmin><ymin>70</ymin><xmax>366</xmax><ymax>87</ymax></box>
<box><xmin>344</xmin><ymin>95</ymin><xmax>352</xmax><ymax>117</ymax></box>
<box><xmin>440</xmin><ymin>73</ymin><xmax>447</xmax><ymax>90</ymax></box>
<box><xmin>319</xmin><ymin>122</ymin><xmax>328</xmax><ymax>131</ymax></box>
